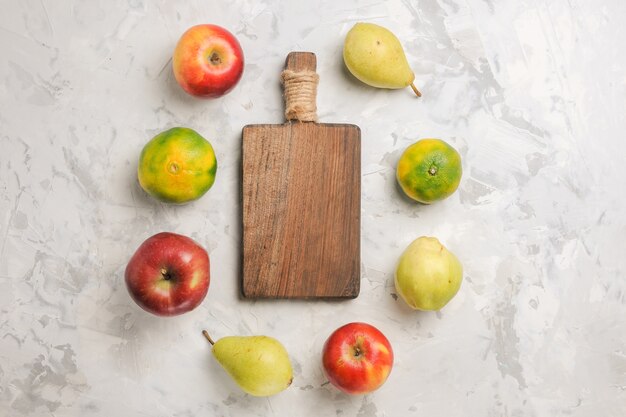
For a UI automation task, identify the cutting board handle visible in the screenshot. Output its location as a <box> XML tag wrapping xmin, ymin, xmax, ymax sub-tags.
<box><xmin>281</xmin><ymin>52</ymin><xmax>319</xmax><ymax>122</ymax></box>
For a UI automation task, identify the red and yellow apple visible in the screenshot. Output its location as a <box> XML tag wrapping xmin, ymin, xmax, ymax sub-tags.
<box><xmin>322</xmin><ymin>322</ymin><xmax>393</xmax><ymax>394</ymax></box>
<box><xmin>125</xmin><ymin>232</ymin><xmax>210</xmax><ymax>316</ymax></box>
<box><xmin>173</xmin><ymin>24</ymin><xmax>244</xmax><ymax>98</ymax></box>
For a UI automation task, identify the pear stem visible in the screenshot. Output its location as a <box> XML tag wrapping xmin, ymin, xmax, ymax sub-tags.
<box><xmin>410</xmin><ymin>82</ymin><xmax>422</xmax><ymax>97</ymax></box>
<box><xmin>202</xmin><ymin>330</ymin><xmax>215</xmax><ymax>346</ymax></box>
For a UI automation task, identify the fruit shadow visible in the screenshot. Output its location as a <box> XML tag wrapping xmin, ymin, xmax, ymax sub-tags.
<box><xmin>130</xmin><ymin>176</ymin><xmax>156</xmax><ymax>208</ymax></box>
<box><xmin>201</xmin><ymin>345</ymin><xmax>248</xmax><ymax>401</ymax></box>
<box><xmin>339</xmin><ymin>53</ymin><xmax>368</xmax><ymax>90</ymax></box>
<box><xmin>129</xmin><ymin>169</ymin><xmax>191</xmax><ymax>221</ymax></box>
<box><xmin>393</xmin><ymin>175</ymin><xmax>430</xmax><ymax>207</ymax></box>
<box><xmin>389</xmin><ymin>287</ymin><xmax>429</xmax><ymax>319</ymax></box>
<box><xmin>102</xmin><ymin>270</ymin><xmax>189</xmax><ymax>358</ymax></box>
<box><xmin>160</xmin><ymin>51</ymin><xmax>215</xmax><ymax>109</ymax></box>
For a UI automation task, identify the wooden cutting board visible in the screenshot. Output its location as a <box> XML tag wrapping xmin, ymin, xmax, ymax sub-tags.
<box><xmin>242</xmin><ymin>52</ymin><xmax>361</xmax><ymax>299</ymax></box>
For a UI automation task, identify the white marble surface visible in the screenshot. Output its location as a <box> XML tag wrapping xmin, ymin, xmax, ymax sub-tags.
<box><xmin>1</xmin><ymin>0</ymin><xmax>626</xmax><ymax>416</ymax></box>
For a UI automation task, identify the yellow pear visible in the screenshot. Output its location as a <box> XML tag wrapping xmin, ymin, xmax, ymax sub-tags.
<box><xmin>395</xmin><ymin>237</ymin><xmax>462</xmax><ymax>310</ymax></box>
<box><xmin>343</xmin><ymin>22</ymin><xmax>420</xmax><ymax>96</ymax></box>
<box><xmin>203</xmin><ymin>330</ymin><xmax>293</xmax><ymax>397</ymax></box>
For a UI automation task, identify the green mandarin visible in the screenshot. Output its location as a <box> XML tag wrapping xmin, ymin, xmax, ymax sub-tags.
<box><xmin>138</xmin><ymin>127</ymin><xmax>217</xmax><ymax>204</ymax></box>
<box><xmin>396</xmin><ymin>139</ymin><xmax>462</xmax><ymax>204</ymax></box>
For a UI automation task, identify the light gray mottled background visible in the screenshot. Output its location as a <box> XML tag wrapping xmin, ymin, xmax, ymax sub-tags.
<box><xmin>1</xmin><ymin>0</ymin><xmax>625</xmax><ymax>416</ymax></box>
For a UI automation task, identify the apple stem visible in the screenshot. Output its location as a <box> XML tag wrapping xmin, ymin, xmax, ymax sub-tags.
<box><xmin>202</xmin><ymin>330</ymin><xmax>215</xmax><ymax>346</ymax></box>
<box><xmin>160</xmin><ymin>268</ymin><xmax>172</xmax><ymax>280</ymax></box>
<box><xmin>410</xmin><ymin>82</ymin><xmax>422</xmax><ymax>97</ymax></box>
<box><xmin>209</xmin><ymin>52</ymin><xmax>222</xmax><ymax>65</ymax></box>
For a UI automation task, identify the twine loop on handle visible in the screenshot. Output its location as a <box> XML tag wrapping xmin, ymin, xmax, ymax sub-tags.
<box><xmin>281</xmin><ymin>69</ymin><xmax>319</xmax><ymax>122</ymax></box>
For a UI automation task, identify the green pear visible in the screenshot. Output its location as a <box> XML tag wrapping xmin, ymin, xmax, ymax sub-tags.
<box><xmin>202</xmin><ymin>330</ymin><xmax>293</xmax><ymax>397</ymax></box>
<box><xmin>343</xmin><ymin>22</ymin><xmax>421</xmax><ymax>96</ymax></box>
<box><xmin>395</xmin><ymin>237</ymin><xmax>463</xmax><ymax>310</ymax></box>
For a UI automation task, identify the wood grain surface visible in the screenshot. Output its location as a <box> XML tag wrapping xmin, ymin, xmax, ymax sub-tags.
<box><xmin>241</xmin><ymin>52</ymin><xmax>361</xmax><ymax>299</ymax></box>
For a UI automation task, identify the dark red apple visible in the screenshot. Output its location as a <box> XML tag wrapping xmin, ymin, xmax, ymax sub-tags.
<box><xmin>125</xmin><ymin>232</ymin><xmax>210</xmax><ymax>316</ymax></box>
<box><xmin>322</xmin><ymin>322</ymin><xmax>394</xmax><ymax>394</ymax></box>
<box><xmin>172</xmin><ymin>24</ymin><xmax>244</xmax><ymax>98</ymax></box>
